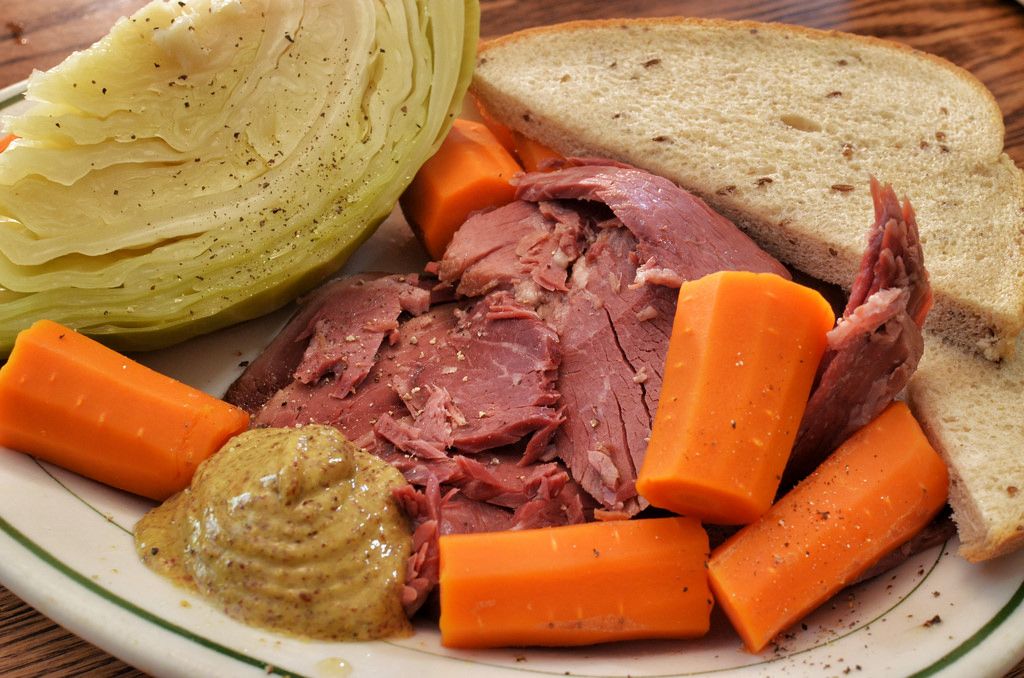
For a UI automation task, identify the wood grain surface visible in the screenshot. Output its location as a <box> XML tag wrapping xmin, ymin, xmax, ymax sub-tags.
<box><xmin>2</xmin><ymin>0</ymin><xmax>1024</xmax><ymax>676</ymax></box>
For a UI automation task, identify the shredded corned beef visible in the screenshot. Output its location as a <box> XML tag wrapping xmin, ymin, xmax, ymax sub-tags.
<box><xmin>228</xmin><ymin>162</ymin><xmax>934</xmax><ymax>614</ymax></box>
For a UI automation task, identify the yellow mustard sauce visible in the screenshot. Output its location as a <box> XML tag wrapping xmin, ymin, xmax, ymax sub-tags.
<box><xmin>134</xmin><ymin>425</ymin><xmax>412</xmax><ymax>641</ymax></box>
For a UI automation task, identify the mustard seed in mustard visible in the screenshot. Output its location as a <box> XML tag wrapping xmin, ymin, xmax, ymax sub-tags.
<box><xmin>134</xmin><ymin>425</ymin><xmax>412</xmax><ymax>641</ymax></box>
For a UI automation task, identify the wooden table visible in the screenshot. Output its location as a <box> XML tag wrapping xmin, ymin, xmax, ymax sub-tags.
<box><xmin>1</xmin><ymin>0</ymin><xmax>1023</xmax><ymax>676</ymax></box>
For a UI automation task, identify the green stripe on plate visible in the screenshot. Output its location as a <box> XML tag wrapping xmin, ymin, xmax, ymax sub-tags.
<box><xmin>909</xmin><ymin>577</ymin><xmax>1024</xmax><ymax>678</ymax></box>
<box><xmin>0</xmin><ymin>514</ymin><xmax>308</xmax><ymax>678</ymax></box>
<box><xmin>34</xmin><ymin>458</ymin><xmax>134</xmax><ymax>536</ymax></box>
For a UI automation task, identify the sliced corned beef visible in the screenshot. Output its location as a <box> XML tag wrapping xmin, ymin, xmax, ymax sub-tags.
<box><xmin>437</xmin><ymin>199</ymin><xmax>587</xmax><ymax>305</ymax></box>
<box><xmin>253</xmin><ymin>295</ymin><xmax>454</xmax><ymax>446</ymax></box>
<box><xmin>254</xmin><ymin>368</ymin><xmax>404</xmax><ymax>451</ymax></box>
<box><xmin>436</xmin><ymin>200</ymin><xmax>541</xmax><ymax>297</ymax></box>
<box><xmin>549</xmin><ymin>228</ymin><xmax>661</xmax><ymax>514</ymax></box>
<box><xmin>784</xmin><ymin>179</ymin><xmax>931</xmax><ymax>487</ymax></box>
<box><xmin>226</xmin><ymin>274</ymin><xmax>427</xmax><ymax>413</ymax></box>
<box><xmin>392</xmin><ymin>478</ymin><xmax>441</xmax><ymax>616</ymax></box>
<box><xmin>843</xmin><ymin>179</ymin><xmax>933</xmax><ymax>327</ymax></box>
<box><xmin>513</xmin><ymin>159</ymin><xmax>791</xmax><ymax>285</ymax></box>
<box><xmin>427</xmin><ymin>160</ymin><xmax>792</xmax><ymax>516</ymax></box>
<box><xmin>379</xmin><ymin>444</ymin><xmax>586</xmax><ymax>517</ymax></box>
<box><xmin>390</xmin><ymin>292</ymin><xmax>562</xmax><ymax>454</ymax></box>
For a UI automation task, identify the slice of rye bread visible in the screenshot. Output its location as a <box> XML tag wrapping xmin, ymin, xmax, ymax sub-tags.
<box><xmin>472</xmin><ymin>17</ymin><xmax>1024</xmax><ymax>362</ymax></box>
<box><xmin>909</xmin><ymin>333</ymin><xmax>1024</xmax><ymax>562</ymax></box>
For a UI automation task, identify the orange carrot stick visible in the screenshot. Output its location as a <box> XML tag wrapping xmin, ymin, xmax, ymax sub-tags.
<box><xmin>439</xmin><ymin>517</ymin><xmax>712</xmax><ymax>648</ymax></box>
<box><xmin>400</xmin><ymin>118</ymin><xmax>522</xmax><ymax>260</ymax></box>
<box><xmin>0</xmin><ymin>320</ymin><xmax>249</xmax><ymax>500</ymax></box>
<box><xmin>707</xmin><ymin>402</ymin><xmax>949</xmax><ymax>653</ymax></box>
<box><xmin>472</xmin><ymin>99</ymin><xmax>563</xmax><ymax>171</ymax></box>
<box><xmin>637</xmin><ymin>271</ymin><xmax>835</xmax><ymax>524</ymax></box>
<box><xmin>0</xmin><ymin>134</ymin><xmax>15</xmax><ymax>153</ymax></box>
<box><xmin>513</xmin><ymin>131</ymin><xmax>563</xmax><ymax>172</ymax></box>
<box><xmin>472</xmin><ymin>95</ymin><xmax>517</xmax><ymax>153</ymax></box>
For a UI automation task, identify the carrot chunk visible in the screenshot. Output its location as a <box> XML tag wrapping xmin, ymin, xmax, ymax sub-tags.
<box><xmin>400</xmin><ymin>118</ymin><xmax>522</xmax><ymax>260</ymax></box>
<box><xmin>0</xmin><ymin>134</ymin><xmax>15</xmax><ymax>153</ymax></box>
<box><xmin>472</xmin><ymin>96</ymin><xmax>517</xmax><ymax>153</ymax></box>
<box><xmin>637</xmin><ymin>271</ymin><xmax>835</xmax><ymax>524</ymax></box>
<box><xmin>707</xmin><ymin>402</ymin><xmax>949</xmax><ymax>653</ymax></box>
<box><xmin>471</xmin><ymin>99</ymin><xmax>564</xmax><ymax>170</ymax></box>
<box><xmin>439</xmin><ymin>517</ymin><xmax>712</xmax><ymax>648</ymax></box>
<box><xmin>513</xmin><ymin>131</ymin><xmax>563</xmax><ymax>172</ymax></box>
<box><xmin>0</xmin><ymin>320</ymin><xmax>249</xmax><ymax>500</ymax></box>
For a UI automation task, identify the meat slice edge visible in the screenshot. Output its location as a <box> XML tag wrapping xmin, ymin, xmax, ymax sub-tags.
<box><xmin>550</xmin><ymin>228</ymin><xmax>672</xmax><ymax>516</ymax></box>
<box><xmin>225</xmin><ymin>274</ymin><xmax>428</xmax><ymax>413</ymax></box>
<box><xmin>393</xmin><ymin>292</ymin><xmax>563</xmax><ymax>455</ymax></box>
<box><xmin>513</xmin><ymin>160</ymin><xmax>791</xmax><ymax>285</ymax></box>
<box><xmin>784</xmin><ymin>180</ymin><xmax>931</xmax><ymax>487</ymax></box>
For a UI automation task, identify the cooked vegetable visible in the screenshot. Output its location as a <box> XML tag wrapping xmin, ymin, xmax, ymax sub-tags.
<box><xmin>707</xmin><ymin>402</ymin><xmax>949</xmax><ymax>653</ymax></box>
<box><xmin>0</xmin><ymin>319</ymin><xmax>249</xmax><ymax>500</ymax></box>
<box><xmin>472</xmin><ymin>98</ymin><xmax>562</xmax><ymax>172</ymax></box>
<box><xmin>513</xmin><ymin>131</ymin><xmax>563</xmax><ymax>172</ymax></box>
<box><xmin>0</xmin><ymin>134</ymin><xmax>14</xmax><ymax>154</ymax></box>
<box><xmin>636</xmin><ymin>271</ymin><xmax>835</xmax><ymax>524</ymax></box>
<box><xmin>400</xmin><ymin>118</ymin><xmax>522</xmax><ymax>259</ymax></box>
<box><xmin>0</xmin><ymin>0</ymin><xmax>479</xmax><ymax>354</ymax></box>
<box><xmin>472</xmin><ymin>96</ymin><xmax>517</xmax><ymax>153</ymax></box>
<box><xmin>438</xmin><ymin>517</ymin><xmax>712</xmax><ymax>648</ymax></box>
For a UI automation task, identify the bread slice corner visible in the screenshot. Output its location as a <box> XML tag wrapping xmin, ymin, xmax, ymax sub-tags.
<box><xmin>909</xmin><ymin>333</ymin><xmax>1024</xmax><ymax>561</ymax></box>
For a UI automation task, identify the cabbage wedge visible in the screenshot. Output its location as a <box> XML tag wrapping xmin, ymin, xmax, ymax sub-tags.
<box><xmin>0</xmin><ymin>0</ymin><xmax>478</xmax><ymax>354</ymax></box>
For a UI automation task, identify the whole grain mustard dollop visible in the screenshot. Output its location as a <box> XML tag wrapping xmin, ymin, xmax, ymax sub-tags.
<box><xmin>134</xmin><ymin>425</ymin><xmax>412</xmax><ymax>640</ymax></box>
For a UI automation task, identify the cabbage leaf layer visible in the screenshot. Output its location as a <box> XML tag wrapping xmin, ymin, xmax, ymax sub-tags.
<box><xmin>0</xmin><ymin>0</ymin><xmax>478</xmax><ymax>353</ymax></box>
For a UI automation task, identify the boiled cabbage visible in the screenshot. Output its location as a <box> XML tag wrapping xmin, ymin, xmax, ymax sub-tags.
<box><xmin>0</xmin><ymin>0</ymin><xmax>478</xmax><ymax>353</ymax></box>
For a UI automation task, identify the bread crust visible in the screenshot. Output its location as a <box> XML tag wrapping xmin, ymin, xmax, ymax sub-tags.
<box><xmin>478</xmin><ymin>16</ymin><xmax>1003</xmax><ymax>132</ymax></box>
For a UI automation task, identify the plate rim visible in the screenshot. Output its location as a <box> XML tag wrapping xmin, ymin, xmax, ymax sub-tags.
<box><xmin>0</xmin><ymin>79</ymin><xmax>26</xmax><ymax>108</ymax></box>
<box><xmin>5</xmin><ymin>454</ymin><xmax>1024</xmax><ymax>678</ymax></box>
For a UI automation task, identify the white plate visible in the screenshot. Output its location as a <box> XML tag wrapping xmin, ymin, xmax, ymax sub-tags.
<box><xmin>2</xmin><ymin>80</ymin><xmax>1024</xmax><ymax>678</ymax></box>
